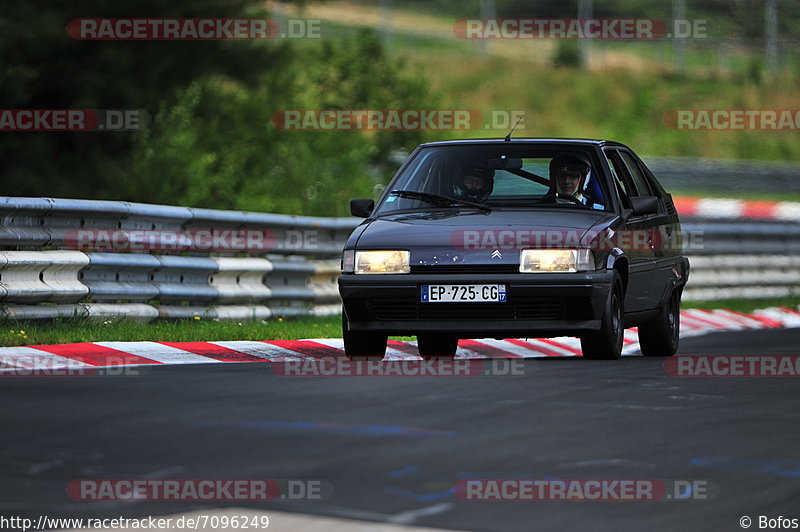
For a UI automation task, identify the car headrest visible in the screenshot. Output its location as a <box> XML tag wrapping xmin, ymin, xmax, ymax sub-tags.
<box><xmin>584</xmin><ymin>171</ymin><xmax>605</xmax><ymax>205</ymax></box>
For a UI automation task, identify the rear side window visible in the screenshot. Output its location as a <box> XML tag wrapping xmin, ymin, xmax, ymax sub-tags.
<box><xmin>604</xmin><ymin>150</ymin><xmax>632</xmax><ymax>209</ymax></box>
<box><xmin>619</xmin><ymin>151</ymin><xmax>653</xmax><ymax>196</ymax></box>
<box><xmin>636</xmin><ymin>155</ymin><xmax>667</xmax><ymax>198</ymax></box>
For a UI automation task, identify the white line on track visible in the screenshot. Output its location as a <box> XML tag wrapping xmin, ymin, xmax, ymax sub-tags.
<box><xmin>94</xmin><ymin>342</ymin><xmax>223</xmax><ymax>365</ymax></box>
<box><xmin>0</xmin><ymin>346</ymin><xmax>92</xmax><ymax>370</ymax></box>
<box><xmin>209</xmin><ymin>341</ymin><xmax>309</xmax><ymax>360</ymax></box>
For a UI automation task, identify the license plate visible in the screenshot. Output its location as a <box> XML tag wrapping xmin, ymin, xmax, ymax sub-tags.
<box><xmin>421</xmin><ymin>284</ymin><xmax>507</xmax><ymax>303</ymax></box>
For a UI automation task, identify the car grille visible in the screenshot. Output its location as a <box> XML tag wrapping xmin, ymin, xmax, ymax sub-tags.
<box><xmin>368</xmin><ymin>298</ymin><xmax>563</xmax><ymax>321</ymax></box>
<box><xmin>410</xmin><ymin>264</ymin><xmax>519</xmax><ymax>274</ymax></box>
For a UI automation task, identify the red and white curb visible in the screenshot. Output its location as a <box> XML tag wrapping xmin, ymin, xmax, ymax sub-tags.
<box><xmin>673</xmin><ymin>196</ymin><xmax>800</xmax><ymax>220</ymax></box>
<box><xmin>1</xmin><ymin>308</ymin><xmax>799</xmax><ymax>372</ymax></box>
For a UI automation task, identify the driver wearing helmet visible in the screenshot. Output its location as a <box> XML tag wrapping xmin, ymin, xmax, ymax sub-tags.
<box><xmin>549</xmin><ymin>154</ymin><xmax>603</xmax><ymax>209</ymax></box>
<box><xmin>453</xmin><ymin>163</ymin><xmax>494</xmax><ymax>202</ymax></box>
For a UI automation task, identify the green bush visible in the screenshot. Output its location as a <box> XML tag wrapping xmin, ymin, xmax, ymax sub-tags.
<box><xmin>551</xmin><ymin>40</ymin><xmax>582</xmax><ymax>69</ymax></box>
<box><xmin>0</xmin><ymin>0</ymin><xmax>429</xmax><ymax>217</ymax></box>
<box><xmin>122</xmin><ymin>30</ymin><xmax>427</xmax><ymax>216</ymax></box>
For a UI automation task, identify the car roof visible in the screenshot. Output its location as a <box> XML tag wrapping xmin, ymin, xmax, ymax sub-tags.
<box><xmin>419</xmin><ymin>138</ymin><xmax>627</xmax><ymax>148</ymax></box>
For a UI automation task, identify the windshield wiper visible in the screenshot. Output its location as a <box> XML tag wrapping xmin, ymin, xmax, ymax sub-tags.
<box><xmin>389</xmin><ymin>190</ymin><xmax>491</xmax><ymax>212</ymax></box>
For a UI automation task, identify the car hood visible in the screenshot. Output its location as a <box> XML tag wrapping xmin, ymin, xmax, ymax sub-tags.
<box><xmin>356</xmin><ymin>209</ymin><xmax>619</xmax><ymax>266</ymax></box>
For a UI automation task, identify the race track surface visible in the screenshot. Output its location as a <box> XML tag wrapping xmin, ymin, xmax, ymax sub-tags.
<box><xmin>2</xmin><ymin>325</ymin><xmax>800</xmax><ymax>531</ymax></box>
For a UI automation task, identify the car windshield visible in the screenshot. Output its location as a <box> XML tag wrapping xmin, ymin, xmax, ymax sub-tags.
<box><xmin>374</xmin><ymin>144</ymin><xmax>610</xmax><ymax>215</ymax></box>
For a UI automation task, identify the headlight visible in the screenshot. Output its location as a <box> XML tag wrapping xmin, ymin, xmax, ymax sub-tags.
<box><xmin>355</xmin><ymin>250</ymin><xmax>410</xmax><ymax>274</ymax></box>
<box><xmin>519</xmin><ymin>249</ymin><xmax>594</xmax><ymax>273</ymax></box>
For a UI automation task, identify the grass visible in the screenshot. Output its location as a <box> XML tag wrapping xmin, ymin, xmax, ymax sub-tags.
<box><xmin>291</xmin><ymin>1</ymin><xmax>800</xmax><ymax>164</ymax></box>
<box><xmin>411</xmin><ymin>55</ymin><xmax>800</xmax><ymax>162</ymax></box>
<box><xmin>0</xmin><ymin>315</ymin><xmax>342</xmax><ymax>348</ymax></box>
<box><xmin>682</xmin><ymin>297</ymin><xmax>800</xmax><ymax>313</ymax></box>
<box><xmin>668</xmin><ymin>189</ymin><xmax>800</xmax><ymax>202</ymax></box>
<box><xmin>0</xmin><ymin>298</ymin><xmax>796</xmax><ymax>347</ymax></box>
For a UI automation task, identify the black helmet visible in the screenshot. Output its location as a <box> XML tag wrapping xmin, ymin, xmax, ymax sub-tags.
<box><xmin>549</xmin><ymin>154</ymin><xmax>591</xmax><ymax>193</ymax></box>
<box><xmin>550</xmin><ymin>153</ymin><xmax>591</xmax><ymax>177</ymax></box>
<box><xmin>454</xmin><ymin>162</ymin><xmax>495</xmax><ymax>201</ymax></box>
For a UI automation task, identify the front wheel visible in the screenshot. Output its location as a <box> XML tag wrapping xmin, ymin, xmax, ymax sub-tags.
<box><xmin>638</xmin><ymin>288</ymin><xmax>681</xmax><ymax>357</ymax></box>
<box><xmin>580</xmin><ymin>274</ymin><xmax>624</xmax><ymax>360</ymax></box>
<box><xmin>342</xmin><ymin>311</ymin><xmax>387</xmax><ymax>360</ymax></box>
<box><xmin>416</xmin><ymin>334</ymin><xmax>458</xmax><ymax>359</ymax></box>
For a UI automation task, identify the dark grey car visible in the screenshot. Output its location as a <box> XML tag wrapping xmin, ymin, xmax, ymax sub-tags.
<box><xmin>339</xmin><ymin>139</ymin><xmax>690</xmax><ymax>360</ymax></box>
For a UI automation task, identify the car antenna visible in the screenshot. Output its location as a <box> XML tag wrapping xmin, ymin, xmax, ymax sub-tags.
<box><xmin>504</xmin><ymin>116</ymin><xmax>523</xmax><ymax>142</ymax></box>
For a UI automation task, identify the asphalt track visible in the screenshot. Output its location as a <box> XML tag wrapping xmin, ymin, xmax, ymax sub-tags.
<box><xmin>2</xmin><ymin>328</ymin><xmax>800</xmax><ymax>532</ymax></box>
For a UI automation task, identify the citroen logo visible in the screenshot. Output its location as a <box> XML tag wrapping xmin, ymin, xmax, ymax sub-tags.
<box><xmin>491</xmin><ymin>250</ymin><xmax>502</xmax><ymax>259</ymax></box>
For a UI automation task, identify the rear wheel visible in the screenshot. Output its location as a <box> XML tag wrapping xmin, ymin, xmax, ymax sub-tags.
<box><xmin>416</xmin><ymin>334</ymin><xmax>458</xmax><ymax>359</ymax></box>
<box><xmin>580</xmin><ymin>274</ymin><xmax>624</xmax><ymax>360</ymax></box>
<box><xmin>639</xmin><ymin>288</ymin><xmax>681</xmax><ymax>357</ymax></box>
<box><xmin>342</xmin><ymin>311</ymin><xmax>387</xmax><ymax>360</ymax></box>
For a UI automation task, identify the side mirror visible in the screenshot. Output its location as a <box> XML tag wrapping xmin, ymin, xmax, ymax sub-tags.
<box><xmin>621</xmin><ymin>208</ymin><xmax>633</xmax><ymax>222</ymax></box>
<box><xmin>350</xmin><ymin>199</ymin><xmax>375</xmax><ymax>218</ymax></box>
<box><xmin>630</xmin><ymin>195</ymin><xmax>660</xmax><ymax>216</ymax></box>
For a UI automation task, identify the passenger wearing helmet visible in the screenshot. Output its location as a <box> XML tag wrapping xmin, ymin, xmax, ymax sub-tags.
<box><xmin>453</xmin><ymin>163</ymin><xmax>495</xmax><ymax>202</ymax></box>
<box><xmin>548</xmin><ymin>154</ymin><xmax>604</xmax><ymax>209</ymax></box>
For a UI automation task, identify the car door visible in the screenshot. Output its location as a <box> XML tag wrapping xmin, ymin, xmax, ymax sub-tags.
<box><xmin>603</xmin><ymin>148</ymin><xmax>656</xmax><ymax>313</ymax></box>
<box><xmin>630</xmin><ymin>152</ymin><xmax>686</xmax><ymax>304</ymax></box>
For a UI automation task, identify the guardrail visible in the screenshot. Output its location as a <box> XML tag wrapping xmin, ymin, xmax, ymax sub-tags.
<box><xmin>0</xmin><ymin>197</ymin><xmax>357</xmax><ymax>320</ymax></box>
<box><xmin>643</xmin><ymin>157</ymin><xmax>800</xmax><ymax>196</ymax></box>
<box><xmin>0</xmin><ymin>196</ymin><xmax>796</xmax><ymax>320</ymax></box>
<box><xmin>681</xmin><ymin>221</ymin><xmax>800</xmax><ymax>300</ymax></box>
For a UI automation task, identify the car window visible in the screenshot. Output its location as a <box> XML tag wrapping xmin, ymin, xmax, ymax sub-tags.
<box><xmin>604</xmin><ymin>150</ymin><xmax>633</xmax><ymax>209</ymax></box>
<box><xmin>375</xmin><ymin>145</ymin><xmax>612</xmax><ymax>215</ymax></box>
<box><xmin>636</xmin><ymin>156</ymin><xmax>666</xmax><ymax>199</ymax></box>
<box><xmin>619</xmin><ymin>150</ymin><xmax>653</xmax><ymax>196</ymax></box>
<box><xmin>491</xmin><ymin>159</ymin><xmax>551</xmax><ymax>197</ymax></box>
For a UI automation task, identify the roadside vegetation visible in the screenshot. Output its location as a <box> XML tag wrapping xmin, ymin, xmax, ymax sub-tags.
<box><xmin>304</xmin><ymin>4</ymin><xmax>800</xmax><ymax>165</ymax></box>
<box><xmin>1</xmin><ymin>1</ymin><xmax>796</xmax><ymax>342</ymax></box>
<box><xmin>4</xmin><ymin>1</ymin><xmax>800</xmax><ymax>216</ymax></box>
<box><xmin>668</xmin><ymin>189</ymin><xmax>800</xmax><ymax>202</ymax></box>
<box><xmin>0</xmin><ymin>296</ymin><xmax>797</xmax><ymax>347</ymax></box>
<box><xmin>681</xmin><ymin>297</ymin><xmax>800</xmax><ymax>314</ymax></box>
<box><xmin>0</xmin><ymin>315</ymin><xmax>343</xmax><ymax>347</ymax></box>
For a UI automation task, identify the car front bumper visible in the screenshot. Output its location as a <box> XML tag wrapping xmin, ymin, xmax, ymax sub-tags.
<box><xmin>339</xmin><ymin>270</ymin><xmax>615</xmax><ymax>338</ymax></box>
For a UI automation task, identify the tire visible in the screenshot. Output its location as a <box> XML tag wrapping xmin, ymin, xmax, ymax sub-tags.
<box><xmin>342</xmin><ymin>311</ymin><xmax>387</xmax><ymax>360</ymax></box>
<box><xmin>416</xmin><ymin>334</ymin><xmax>458</xmax><ymax>359</ymax></box>
<box><xmin>580</xmin><ymin>273</ymin><xmax>624</xmax><ymax>360</ymax></box>
<box><xmin>638</xmin><ymin>288</ymin><xmax>680</xmax><ymax>357</ymax></box>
